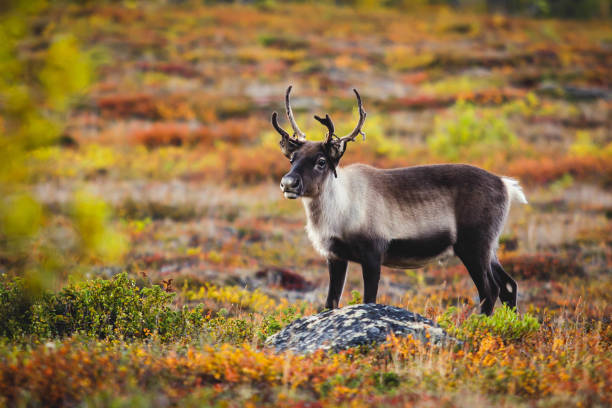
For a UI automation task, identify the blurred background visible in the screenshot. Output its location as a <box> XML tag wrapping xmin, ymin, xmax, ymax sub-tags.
<box><xmin>0</xmin><ymin>0</ymin><xmax>610</xmax><ymax>316</ymax></box>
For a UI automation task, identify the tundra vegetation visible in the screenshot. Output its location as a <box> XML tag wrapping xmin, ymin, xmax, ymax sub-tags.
<box><xmin>0</xmin><ymin>0</ymin><xmax>611</xmax><ymax>407</ymax></box>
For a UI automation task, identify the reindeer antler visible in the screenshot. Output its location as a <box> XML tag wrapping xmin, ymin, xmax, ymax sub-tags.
<box><xmin>311</xmin><ymin>89</ymin><xmax>367</xmax><ymax>178</ymax></box>
<box><xmin>285</xmin><ymin>85</ymin><xmax>306</xmax><ymax>141</ymax></box>
<box><xmin>272</xmin><ymin>87</ymin><xmax>307</xmax><ymax>159</ymax></box>
<box><xmin>271</xmin><ymin>112</ymin><xmax>290</xmax><ymax>139</ymax></box>
<box><xmin>314</xmin><ymin>114</ymin><xmax>335</xmax><ymax>144</ymax></box>
<box><xmin>339</xmin><ymin>89</ymin><xmax>366</xmax><ymax>142</ymax></box>
<box><xmin>315</xmin><ymin>89</ymin><xmax>367</xmax><ymax>145</ymax></box>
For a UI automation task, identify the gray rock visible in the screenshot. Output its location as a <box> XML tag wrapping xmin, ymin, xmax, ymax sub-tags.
<box><xmin>265</xmin><ymin>304</ymin><xmax>459</xmax><ymax>354</ymax></box>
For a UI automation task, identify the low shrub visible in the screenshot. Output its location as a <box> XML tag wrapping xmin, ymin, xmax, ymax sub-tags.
<box><xmin>373</xmin><ymin>371</ymin><xmax>401</xmax><ymax>391</ymax></box>
<box><xmin>258</xmin><ymin>34</ymin><xmax>308</xmax><ymax>50</ymax></box>
<box><xmin>257</xmin><ymin>305</ymin><xmax>301</xmax><ymax>342</ymax></box>
<box><xmin>184</xmin><ymin>283</ymin><xmax>278</xmax><ymax>313</ymax></box>
<box><xmin>384</xmin><ymin>46</ymin><xmax>436</xmax><ymax>71</ymax></box>
<box><xmin>135</xmin><ymin>61</ymin><xmax>199</xmax><ymax>78</ymax></box>
<box><xmin>0</xmin><ymin>273</ymin><xmax>208</xmax><ymax>342</ymax></box>
<box><xmin>507</xmin><ymin>154</ymin><xmax>612</xmax><ymax>186</ymax></box>
<box><xmin>127</xmin><ymin>118</ymin><xmax>265</xmax><ymax>149</ymax></box>
<box><xmin>206</xmin><ymin>314</ymin><xmax>256</xmax><ymax>344</ymax></box>
<box><xmin>97</xmin><ymin>93</ymin><xmax>159</xmax><ymax>119</ymax></box>
<box><xmin>348</xmin><ymin>290</ymin><xmax>363</xmax><ymax>305</ymax></box>
<box><xmin>0</xmin><ymin>276</ymin><xmax>34</xmax><ymax>339</ymax></box>
<box><xmin>499</xmin><ymin>253</ymin><xmax>585</xmax><ymax>280</ymax></box>
<box><xmin>427</xmin><ymin>100</ymin><xmax>518</xmax><ymax>161</ymax></box>
<box><xmin>0</xmin><ymin>272</ymin><xmax>304</xmax><ymax>345</ymax></box>
<box><xmin>130</xmin><ymin>123</ymin><xmax>194</xmax><ymax>148</ymax></box>
<box><xmin>438</xmin><ymin>305</ymin><xmax>540</xmax><ymax>343</ymax></box>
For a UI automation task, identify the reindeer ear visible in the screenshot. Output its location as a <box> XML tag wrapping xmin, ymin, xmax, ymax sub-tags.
<box><xmin>279</xmin><ymin>135</ymin><xmax>303</xmax><ymax>159</ymax></box>
<box><xmin>325</xmin><ymin>139</ymin><xmax>348</xmax><ymax>162</ymax></box>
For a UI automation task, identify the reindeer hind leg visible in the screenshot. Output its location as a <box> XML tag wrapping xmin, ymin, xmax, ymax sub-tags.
<box><xmin>491</xmin><ymin>259</ymin><xmax>518</xmax><ymax>310</ymax></box>
<box><xmin>455</xmin><ymin>244</ymin><xmax>500</xmax><ymax>316</ymax></box>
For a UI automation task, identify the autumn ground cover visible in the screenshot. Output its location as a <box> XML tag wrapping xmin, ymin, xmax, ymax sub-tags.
<box><xmin>1</xmin><ymin>1</ymin><xmax>611</xmax><ymax>407</ymax></box>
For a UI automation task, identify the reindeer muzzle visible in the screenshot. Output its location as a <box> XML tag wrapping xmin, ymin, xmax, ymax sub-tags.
<box><xmin>280</xmin><ymin>174</ymin><xmax>302</xmax><ymax>199</ymax></box>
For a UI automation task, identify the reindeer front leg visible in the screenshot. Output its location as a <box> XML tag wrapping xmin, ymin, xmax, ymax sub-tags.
<box><xmin>361</xmin><ymin>254</ymin><xmax>381</xmax><ymax>304</ymax></box>
<box><xmin>326</xmin><ymin>258</ymin><xmax>348</xmax><ymax>309</ymax></box>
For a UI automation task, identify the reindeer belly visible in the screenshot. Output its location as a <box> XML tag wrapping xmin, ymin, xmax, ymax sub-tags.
<box><xmin>321</xmin><ymin>229</ymin><xmax>454</xmax><ymax>268</ymax></box>
<box><xmin>382</xmin><ymin>230</ymin><xmax>454</xmax><ymax>269</ymax></box>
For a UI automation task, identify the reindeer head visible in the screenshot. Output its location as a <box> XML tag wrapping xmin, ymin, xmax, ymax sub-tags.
<box><xmin>272</xmin><ymin>86</ymin><xmax>366</xmax><ymax>199</ymax></box>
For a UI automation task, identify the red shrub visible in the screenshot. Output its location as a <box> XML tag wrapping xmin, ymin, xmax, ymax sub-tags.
<box><xmin>499</xmin><ymin>253</ymin><xmax>585</xmax><ymax>280</ymax></box>
<box><xmin>130</xmin><ymin>123</ymin><xmax>192</xmax><ymax>148</ymax></box>
<box><xmin>226</xmin><ymin>145</ymin><xmax>286</xmax><ymax>184</ymax></box>
<box><xmin>135</xmin><ymin>61</ymin><xmax>199</xmax><ymax>78</ymax></box>
<box><xmin>97</xmin><ymin>93</ymin><xmax>159</xmax><ymax>119</ymax></box>
<box><xmin>508</xmin><ymin>155</ymin><xmax>612</xmax><ymax>185</ymax></box>
<box><xmin>127</xmin><ymin>117</ymin><xmax>267</xmax><ymax>149</ymax></box>
<box><xmin>0</xmin><ymin>342</ymin><xmax>124</xmax><ymax>407</ymax></box>
<box><xmin>214</xmin><ymin>117</ymin><xmax>263</xmax><ymax>145</ymax></box>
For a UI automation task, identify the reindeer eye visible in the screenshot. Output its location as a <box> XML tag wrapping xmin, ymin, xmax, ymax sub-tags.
<box><xmin>289</xmin><ymin>153</ymin><xmax>296</xmax><ymax>164</ymax></box>
<box><xmin>316</xmin><ymin>158</ymin><xmax>326</xmax><ymax>168</ymax></box>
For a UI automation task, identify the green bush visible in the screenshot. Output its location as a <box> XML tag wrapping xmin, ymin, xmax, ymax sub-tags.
<box><xmin>0</xmin><ymin>275</ymin><xmax>34</xmax><ymax>339</ymax></box>
<box><xmin>373</xmin><ymin>372</ymin><xmax>401</xmax><ymax>391</ymax></box>
<box><xmin>427</xmin><ymin>101</ymin><xmax>518</xmax><ymax>161</ymax></box>
<box><xmin>257</xmin><ymin>306</ymin><xmax>301</xmax><ymax>342</ymax></box>
<box><xmin>438</xmin><ymin>305</ymin><xmax>540</xmax><ymax>342</ymax></box>
<box><xmin>32</xmin><ymin>273</ymin><xmax>208</xmax><ymax>341</ymax></box>
<box><xmin>0</xmin><ymin>273</ymin><xmax>310</xmax><ymax>344</ymax></box>
<box><xmin>0</xmin><ymin>273</ymin><xmax>208</xmax><ymax>342</ymax></box>
<box><xmin>348</xmin><ymin>290</ymin><xmax>363</xmax><ymax>305</ymax></box>
<box><xmin>206</xmin><ymin>314</ymin><xmax>256</xmax><ymax>344</ymax></box>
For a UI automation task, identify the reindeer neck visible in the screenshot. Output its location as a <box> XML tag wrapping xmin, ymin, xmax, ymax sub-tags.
<box><xmin>302</xmin><ymin>168</ymin><xmax>349</xmax><ymax>229</ymax></box>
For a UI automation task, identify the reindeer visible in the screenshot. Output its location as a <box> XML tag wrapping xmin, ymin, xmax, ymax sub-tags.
<box><xmin>271</xmin><ymin>86</ymin><xmax>527</xmax><ymax>315</ymax></box>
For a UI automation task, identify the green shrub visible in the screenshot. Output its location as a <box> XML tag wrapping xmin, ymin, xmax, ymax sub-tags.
<box><xmin>31</xmin><ymin>273</ymin><xmax>207</xmax><ymax>342</ymax></box>
<box><xmin>258</xmin><ymin>314</ymin><xmax>282</xmax><ymax>342</ymax></box>
<box><xmin>206</xmin><ymin>315</ymin><xmax>256</xmax><ymax>344</ymax></box>
<box><xmin>373</xmin><ymin>372</ymin><xmax>401</xmax><ymax>391</ymax></box>
<box><xmin>257</xmin><ymin>306</ymin><xmax>301</xmax><ymax>342</ymax></box>
<box><xmin>348</xmin><ymin>290</ymin><xmax>363</xmax><ymax>305</ymax></box>
<box><xmin>258</xmin><ymin>34</ymin><xmax>308</xmax><ymax>49</ymax></box>
<box><xmin>427</xmin><ymin>101</ymin><xmax>518</xmax><ymax>161</ymax></box>
<box><xmin>438</xmin><ymin>305</ymin><xmax>540</xmax><ymax>342</ymax></box>
<box><xmin>0</xmin><ymin>273</ymin><xmax>209</xmax><ymax>342</ymax></box>
<box><xmin>1</xmin><ymin>273</ymin><xmax>310</xmax><ymax>344</ymax></box>
<box><xmin>0</xmin><ymin>275</ymin><xmax>34</xmax><ymax>339</ymax></box>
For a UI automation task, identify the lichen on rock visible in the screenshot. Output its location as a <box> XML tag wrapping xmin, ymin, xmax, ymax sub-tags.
<box><xmin>265</xmin><ymin>304</ymin><xmax>459</xmax><ymax>354</ymax></box>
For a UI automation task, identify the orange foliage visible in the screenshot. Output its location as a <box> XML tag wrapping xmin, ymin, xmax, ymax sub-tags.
<box><xmin>499</xmin><ymin>253</ymin><xmax>585</xmax><ymax>280</ymax></box>
<box><xmin>97</xmin><ymin>93</ymin><xmax>159</xmax><ymax>119</ymax></box>
<box><xmin>130</xmin><ymin>123</ymin><xmax>194</xmax><ymax>148</ymax></box>
<box><xmin>508</xmin><ymin>155</ymin><xmax>612</xmax><ymax>185</ymax></box>
<box><xmin>135</xmin><ymin>61</ymin><xmax>199</xmax><ymax>78</ymax></box>
<box><xmin>392</xmin><ymin>88</ymin><xmax>526</xmax><ymax>110</ymax></box>
<box><xmin>226</xmin><ymin>145</ymin><xmax>286</xmax><ymax>184</ymax></box>
<box><xmin>3</xmin><ymin>329</ymin><xmax>611</xmax><ymax>407</ymax></box>
<box><xmin>127</xmin><ymin>118</ymin><xmax>266</xmax><ymax>149</ymax></box>
<box><xmin>0</xmin><ymin>342</ymin><xmax>126</xmax><ymax>407</ymax></box>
